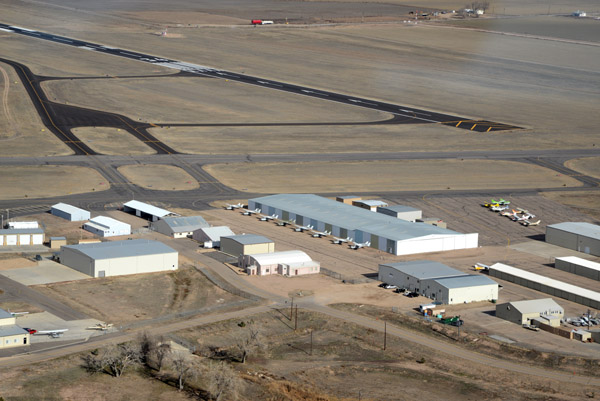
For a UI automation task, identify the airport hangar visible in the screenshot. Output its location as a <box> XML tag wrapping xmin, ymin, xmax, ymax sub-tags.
<box><xmin>248</xmin><ymin>194</ymin><xmax>478</xmax><ymax>256</ymax></box>
<box><xmin>151</xmin><ymin>216</ymin><xmax>209</xmax><ymax>238</ymax></box>
<box><xmin>59</xmin><ymin>239</ymin><xmax>178</xmax><ymax>278</ymax></box>
<box><xmin>546</xmin><ymin>222</ymin><xmax>600</xmax><ymax>256</ymax></box>
<box><xmin>51</xmin><ymin>203</ymin><xmax>90</xmax><ymax>221</ymax></box>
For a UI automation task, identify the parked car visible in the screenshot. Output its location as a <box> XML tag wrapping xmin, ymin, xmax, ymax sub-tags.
<box><xmin>394</xmin><ymin>288</ymin><xmax>407</xmax><ymax>294</ymax></box>
<box><xmin>378</xmin><ymin>283</ymin><xmax>388</xmax><ymax>288</ymax></box>
<box><xmin>384</xmin><ymin>284</ymin><xmax>398</xmax><ymax>290</ymax></box>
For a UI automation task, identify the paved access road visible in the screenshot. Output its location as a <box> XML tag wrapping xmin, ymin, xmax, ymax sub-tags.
<box><xmin>0</xmin><ymin>22</ymin><xmax>518</xmax><ymax>133</ymax></box>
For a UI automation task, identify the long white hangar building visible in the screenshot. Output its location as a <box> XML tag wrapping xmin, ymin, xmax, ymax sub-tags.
<box><xmin>60</xmin><ymin>239</ymin><xmax>178</xmax><ymax>278</ymax></box>
<box><xmin>248</xmin><ymin>194</ymin><xmax>478</xmax><ymax>255</ymax></box>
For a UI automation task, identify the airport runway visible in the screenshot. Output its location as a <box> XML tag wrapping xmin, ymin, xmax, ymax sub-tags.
<box><xmin>0</xmin><ymin>22</ymin><xmax>520</xmax><ymax>133</ymax></box>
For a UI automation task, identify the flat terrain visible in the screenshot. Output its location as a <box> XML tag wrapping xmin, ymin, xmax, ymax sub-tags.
<box><xmin>0</xmin><ymin>166</ymin><xmax>107</xmax><ymax>200</ymax></box>
<box><xmin>72</xmin><ymin>127</ymin><xmax>155</xmax><ymax>155</ymax></box>
<box><xmin>565</xmin><ymin>156</ymin><xmax>600</xmax><ymax>180</ymax></box>
<box><xmin>117</xmin><ymin>164</ymin><xmax>199</xmax><ymax>191</ymax></box>
<box><xmin>203</xmin><ymin>159</ymin><xmax>581</xmax><ymax>193</ymax></box>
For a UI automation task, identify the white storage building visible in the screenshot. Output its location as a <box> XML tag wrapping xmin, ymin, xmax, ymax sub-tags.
<box><xmin>7</xmin><ymin>221</ymin><xmax>38</xmax><ymax>229</ymax></box>
<box><xmin>152</xmin><ymin>216</ymin><xmax>209</xmax><ymax>238</ymax></box>
<box><xmin>59</xmin><ymin>239</ymin><xmax>178</xmax><ymax>277</ymax></box>
<box><xmin>249</xmin><ymin>194</ymin><xmax>478</xmax><ymax>256</ymax></box>
<box><xmin>555</xmin><ymin>256</ymin><xmax>600</xmax><ymax>281</ymax></box>
<box><xmin>546</xmin><ymin>222</ymin><xmax>600</xmax><ymax>256</ymax></box>
<box><xmin>378</xmin><ymin>260</ymin><xmax>498</xmax><ymax>304</ymax></box>
<box><xmin>352</xmin><ymin>200</ymin><xmax>388</xmax><ymax>211</ymax></box>
<box><xmin>0</xmin><ymin>228</ymin><xmax>44</xmax><ymax>246</ymax></box>
<box><xmin>489</xmin><ymin>263</ymin><xmax>600</xmax><ymax>309</ymax></box>
<box><xmin>83</xmin><ymin>216</ymin><xmax>131</xmax><ymax>237</ymax></box>
<box><xmin>123</xmin><ymin>200</ymin><xmax>176</xmax><ymax>222</ymax></box>
<box><xmin>241</xmin><ymin>250</ymin><xmax>320</xmax><ymax>276</ymax></box>
<box><xmin>51</xmin><ymin>203</ymin><xmax>90</xmax><ymax>221</ymax></box>
<box><xmin>193</xmin><ymin>226</ymin><xmax>235</xmax><ymax>248</ymax></box>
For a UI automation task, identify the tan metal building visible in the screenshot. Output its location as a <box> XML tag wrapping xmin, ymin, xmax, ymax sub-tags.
<box><xmin>50</xmin><ymin>236</ymin><xmax>67</xmax><ymax>249</ymax></box>
<box><xmin>220</xmin><ymin>234</ymin><xmax>274</xmax><ymax>258</ymax></box>
<box><xmin>495</xmin><ymin>298</ymin><xmax>564</xmax><ymax>326</ymax></box>
<box><xmin>0</xmin><ymin>309</ymin><xmax>30</xmax><ymax>348</ymax></box>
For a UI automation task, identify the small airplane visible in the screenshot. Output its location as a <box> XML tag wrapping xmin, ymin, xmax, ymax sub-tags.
<box><xmin>241</xmin><ymin>208</ymin><xmax>261</xmax><ymax>216</ymax></box>
<box><xmin>520</xmin><ymin>219</ymin><xmax>541</xmax><ymax>227</ymax></box>
<box><xmin>491</xmin><ymin>198</ymin><xmax>510</xmax><ymax>205</ymax></box>
<box><xmin>500</xmin><ymin>209</ymin><xmax>518</xmax><ymax>217</ymax></box>
<box><xmin>331</xmin><ymin>236</ymin><xmax>351</xmax><ymax>245</ymax></box>
<box><xmin>512</xmin><ymin>212</ymin><xmax>535</xmax><ymax>222</ymax></box>
<box><xmin>490</xmin><ymin>205</ymin><xmax>509</xmax><ymax>212</ymax></box>
<box><xmin>8</xmin><ymin>310</ymin><xmax>29</xmax><ymax>317</ymax></box>
<box><xmin>35</xmin><ymin>329</ymin><xmax>69</xmax><ymax>338</ymax></box>
<box><xmin>87</xmin><ymin>322</ymin><xmax>114</xmax><ymax>331</ymax></box>
<box><xmin>349</xmin><ymin>241</ymin><xmax>371</xmax><ymax>250</ymax></box>
<box><xmin>473</xmin><ymin>262</ymin><xmax>490</xmax><ymax>271</ymax></box>
<box><xmin>225</xmin><ymin>203</ymin><xmax>243</xmax><ymax>210</ymax></box>
<box><xmin>293</xmin><ymin>224</ymin><xmax>313</xmax><ymax>232</ymax></box>
<box><xmin>276</xmin><ymin>219</ymin><xmax>295</xmax><ymax>226</ymax></box>
<box><xmin>482</xmin><ymin>202</ymin><xmax>500</xmax><ymax>208</ymax></box>
<box><xmin>311</xmin><ymin>230</ymin><xmax>331</xmax><ymax>238</ymax></box>
<box><xmin>258</xmin><ymin>214</ymin><xmax>278</xmax><ymax>222</ymax></box>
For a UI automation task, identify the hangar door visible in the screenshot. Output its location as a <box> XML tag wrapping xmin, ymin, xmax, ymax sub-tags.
<box><xmin>6</xmin><ymin>235</ymin><xmax>17</xmax><ymax>246</ymax></box>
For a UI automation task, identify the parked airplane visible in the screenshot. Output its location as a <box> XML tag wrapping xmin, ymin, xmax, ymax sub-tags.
<box><xmin>500</xmin><ymin>209</ymin><xmax>518</xmax><ymax>218</ymax></box>
<box><xmin>241</xmin><ymin>208</ymin><xmax>261</xmax><ymax>216</ymax></box>
<box><xmin>276</xmin><ymin>219</ymin><xmax>295</xmax><ymax>226</ymax></box>
<box><xmin>35</xmin><ymin>329</ymin><xmax>69</xmax><ymax>338</ymax></box>
<box><xmin>293</xmin><ymin>224</ymin><xmax>313</xmax><ymax>232</ymax></box>
<box><xmin>520</xmin><ymin>219</ymin><xmax>541</xmax><ymax>227</ymax></box>
<box><xmin>490</xmin><ymin>205</ymin><xmax>509</xmax><ymax>212</ymax></box>
<box><xmin>259</xmin><ymin>214</ymin><xmax>278</xmax><ymax>221</ymax></box>
<box><xmin>225</xmin><ymin>203</ymin><xmax>243</xmax><ymax>210</ymax></box>
<box><xmin>491</xmin><ymin>198</ymin><xmax>510</xmax><ymax>205</ymax></box>
<box><xmin>8</xmin><ymin>310</ymin><xmax>29</xmax><ymax>317</ymax></box>
<box><xmin>87</xmin><ymin>322</ymin><xmax>114</xmax><ymax>331</ymax></box>
<box><xmin>311</xmin><ymin>230</ymin><xmax>331</xmax><ymax>238</ymax></box>
<box><xmin>331</xmin><ymin>236</ymin><xmax>351</xmax><ymax>245</ymax></box>
<box><xmin>349</xmin><ymin>241</ymin><xmax>371</xmax><ymax>250</ymax></box>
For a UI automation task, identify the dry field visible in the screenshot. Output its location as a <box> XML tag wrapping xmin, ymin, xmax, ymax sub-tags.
<box><xmin>203</xmin><ymin>159</ymin><xmax>581</xmax><ymax>193</ymax></box>
<box><xmin>565</xmin><ymin>156</ymin><xmax>600</xmax><ymax>180</ymax></box>
<box><xmin>117</xmin><ymin>164</ymin><xmax>199</xmax><ymax>191</ymax></box>
<box><xmin>0</xmin><ymin>165</ymin><xmax>107</xmax><ymax>200</ymax></box>
<box><xmin>72</xmin><ymin>127</ymin><xmax>155</xmax><ymax>155</ymax></box>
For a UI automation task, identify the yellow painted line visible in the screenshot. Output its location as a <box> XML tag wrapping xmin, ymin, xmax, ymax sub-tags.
<box><xmin>149</xmin><ymin>123</ymin><xmax>158</xmax><ymax>127</ymax></box>
<box><xmin>486</xmin><ymin>127</ymin><xmax>492</xmax><ymax>132</ymax></box>
<box><xmin>470</xmin><ymin>124</ymin><xmax>477</xmax><ymax>130</ymax></box>
<box><xmin>455</xmin><ymin>121</ymin><xmax>462</xmax><ymax>127</ymax></box>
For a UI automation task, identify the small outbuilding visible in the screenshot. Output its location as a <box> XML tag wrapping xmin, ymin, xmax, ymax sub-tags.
<box><xmin>51</xmin><ymin>203</ymin><xmax>90</xmax><ymax>221</ymax></box>
<box><xmin>7</xmin><ymin>221</ymin><xmax>38</xmax><ymax>229</ymax></box>
<box><xmin>336</xmin><ymin>195</ymin><xmax>361</xmax><ymax>205</ymax></box>
<box><xmin>352</xmin><ymin>200</ymin><xmax>388</xmax><ymax>211</ymax></box>
<box><xmin>152</xmin><ymin>216</ymin><xmax>209</xmax><ymax>238</ymax></box>
<box><xmin>240</xmin><ymin>250</ymin><xmax>320</xmax><ymax>276</ymax></box>
<box><xmin>0</xmin><ymin>309</ymin><xmax>29</xmax><ymax>348</ymax></box>
<box><xmin>546</xmin><ymin>222</ymin><xmax>600</xmax><ymax>256</ymax></box>
<box><xmin>50</xmin><ymin>236</ymin><xmax>67</xmax><ymax>249</ymax></box>
<box><xmin>220</xmin><ymin>234</ymin><xmax>274</xmax><ymax>257</ymax></box>
<box><xmin>83</xmin><ymin>216</ymin><xmax>131</xmax><ymax>237</ymax></box>
<box><xmin>0</xmin><ymin>228</ymin><xmax>44</xmax><ymax>246</ymax></box>
<box><xmin>495</xmin><ymin>298</ymin><xmax>564</xmax><ymax>326</ymax></box>
<box><xmin>193</xmin><ymin>226</ymin><xmax>235</xmax><ymax>248</ymax></box>
<box><xmin>60</xmin><ymin>239</ymin><xmax>178</xmax><ymax>277</ymax></box>
<box><xmin>377</xmin><ymin>205</ymin><xmax>422</xmax><ymax>222</ymax></box>
<box><xmin>123</xmin><ymin>200</ymin><xmax>176</xmax><ymax>222</ymax></box>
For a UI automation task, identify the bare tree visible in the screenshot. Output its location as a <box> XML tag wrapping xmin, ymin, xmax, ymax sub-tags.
<box><xmin>101</xmin><ymin>343</ymin><xmax>141</xmax><ymax>377</ymax></box>
<box><xmin>169</xmin><ymin>351</ymin><xmax>198</xmax><ymax>391</ymax></box>
<box><xmin>236</xmin><ymin>322</ymin><xmax>263</xmax><ymax>364</ymax></box>
<box><xmin>153</xmin><ymin>339</ymin><xmax>171</xmax><ymax>372</ymax></box>
<box><xmin>206</xmin><ymin>361</ymin><xmax>240</xmax><ymax>401</ymax></box>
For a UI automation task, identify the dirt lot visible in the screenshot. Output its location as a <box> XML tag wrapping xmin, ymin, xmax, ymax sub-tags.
<box><xmin>203</xmin><ymin>159</ymin><xmax>581</xmax><ymax>193</ymax></box>
<box><xmin>0</xmin><ymin>166</ymin><xmax>108</xmax><ymax>200</ymax></box>
<box><xmin>33</xmin><ymin>265</ymin><xmax>244</xmax><ymax>325</ymax></box>
<box><xmin>117</xmin><ymin>164</ymin><xmax>199</xmax><ymax>191</ymax></box>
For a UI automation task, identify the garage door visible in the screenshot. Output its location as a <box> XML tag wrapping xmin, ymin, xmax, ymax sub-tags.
<box><xmin>32</xmin><ymin>234</ymin><xmax>43</xmax><ymax>245</ymax></box>
<box><xmin>6</xmin><ymin>235</ymin><xmax>17</xmax><ymax>245</ymax></box>
<box><xmin>19</xmin><ymin>234</ymin><xmax>31</xmax><ymax>245</ymax></box>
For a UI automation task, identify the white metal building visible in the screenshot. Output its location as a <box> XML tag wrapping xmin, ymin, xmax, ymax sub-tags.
<box><xmin>378</xmin><ymin>260</ymin><xmax>498</xmax><ymax>304</ymax></box>
<box><xmin>249</xmin><ymin>194</ymin><xmax>478</xmax><ymax>256</ymax></box>
<box><xmin>241</xmin><ymin>250</ymin><xmax>320</xmax><ymax>276</ymax></box>
<box><xmin>489</xmin><ymin>263</ymin><xmax>600</xmax><ymax>309</ymax></box>
<box><xmin>123</xmin><ymin>200</ymin><xmax>176</xmax><ymax>222</ymax></box>
<box><xmin>555</xmin><ymin>256</ymin><xmax>600</xmax><ymax>281</ymax></box>
<box><xmin>152</xmin><ymin>216</ymin><xmax>209</xmax><ymax>238</ymax></box>
<box><xmin>83</xmin><ymin>216</ymin><xmax>131</xmax><ymax>237</ymax></box>
<box><xmin>0</xmin><ymin>309</ymin><xmax>29</xmax><ymax>348</ymax></box>
<box><xmin>7</xmin><ymin>221</ymin><xmax>38</xmax><ymax>229</ymax></box>
<box><xmin>0</xmin><ymin>228</ymin><xmax>44</xmax><ymax>246</ymax></box>
<box><xmin>51</xmin><ymin>203</ymin><xmax>90</xmax><ymax>221</ymax></box>
<box><xmin>352</xmin><ymin>200</ymin><xmax>388</xmax><ymax>211</ymax></box>
<box><xmin>495</xmin><ymin>298</ymin><xmax>564</xmax><ymax>326</ymax></box>
<box><xmin>546</xmin><ymin>222</ymin><xmax>600</xmax><ymax>256</ymax></box>
<box><xmin>377</xmin><ymin>205</ymin><xmax>422</xmax><ymax>222</ymax></box>
<box><xmin>193</xmin><ymin>226</ymin><xmax>235</xmax><ymax>248</ymax></box>
<box><xmin>60</xmin><ymin>239</ymin><xmax>178</xmax><ymax>277</ymax></box>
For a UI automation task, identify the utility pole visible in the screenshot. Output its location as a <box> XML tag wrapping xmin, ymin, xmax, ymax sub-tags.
<box><xmin>290</xmin><ymin>297</ymin><xmax>294</xmax><ymax>321</ymax></box>
<box><xmin>588</xmin><ymin>309</ymin><xmax>591</xmax><ymax>330</ymax></box>
<box><xmin>294</xmin><ymin>305</ymin><xmax>298</xmax><ymax>331</ymax></box>
<box><xmin>383</xmin><ymin>321</ymin><xmax>387</xmax><ymax>351</ymax></box>
<box><xmin>310</xmin><ymin>330</ymin><xmax>313</xmax><ymax>356</ymax></box>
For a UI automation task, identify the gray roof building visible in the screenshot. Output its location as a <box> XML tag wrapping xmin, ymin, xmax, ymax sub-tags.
<box><xmin>0</xmin><ymin>325</ymin><xmax>29</xmax><ymax>336</ymax></box>
<box><xmin>432</xmin><ymin>275</ymin><xmax>497</xmax><ymax>288</ymax></box>
<box><xmin>223</xmin><ymin>234</ymin><xmax>272</xmax><ymax>245</ymax></box>
<box><xmin>61</xmin><ymin>239</ymin><xmax>176</xmax><ymax>260</ymax></box>
<box><xmin>152</xmin><ymin>216</ymin><xmax>209</xmax><ymax>238</ymax></box>
<box><xmin>380</xmin><ymin>260</ymin><xmax>466</xmax><ymax>280</ymax></box>
<box><xmin>0</xmin><ymin>228</ymin><xmax>44</xmax><ymax>235</ymax></box>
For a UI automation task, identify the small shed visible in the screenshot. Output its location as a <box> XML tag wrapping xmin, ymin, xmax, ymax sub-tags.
<box><xmin>336</xmin><ymin>195</ymin><xmax>361</xmax><ymax>205</ymax></box>
<box><xmin>220</xmin><ymin>234</ymin><xmax>274</xmax><ymax>257</ymax></box>
<box><xmin>573</xmin><ymin>329</ymin><xmax>592</xmax><ymax>342</ymax></box>
<box><xmin>193</xmin><ymin>226</ymin><xmax>235</xmax><ymax>248</ymax></box>
<box><xmin>51</xmin><ymin>203</ymin><xmax>90</xmax><ymax>221</ymax></box>
<box><xmin>352</xmin><ymin>200</ymin><xmax>388</xmax><ymax>211</ymax></box>
<box><xmin>50</xmin><ymin>236</ymin><xmax>67</xmax><ymax>249</ymax></box>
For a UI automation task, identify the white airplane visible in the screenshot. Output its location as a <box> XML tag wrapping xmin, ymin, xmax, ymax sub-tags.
<box><xmin>490</xmin><ymin>205</ymin><xmax>509</xmax><ymax>212</ymax></box>
<box><xmin>276</xmin><ymin>219</ymin><xmax>295</xmax><ymax>226</ymax></box>
<box><xmin>8</xmin><ymin>310</ymin><xmax>29</xmax><ymax>317</ymax></box>
<box><xmin>512</xmin><ymin>213</ymin><xmax>535</xmax><ymax>222</ymax></box>
<box><xmin>259</xmin><ymin>214</ymin><xmax>278</xmax><ymax>221</ymax></box>
<box><xmin>311</xmin><ymin>230</ymin><xmax>331</xmax><ymax>238</ymax></box>
<box><xmin>87</xmin><ymin>322</ymin><xmax>114</xmax><ymax>331</ymax></box>
<box><xmin>293</xmin><ymin>224</ymin><xmax>313</xmax><ymax>232</ymax></box>
<box><xmin>35</xmin><ymin>329</ymin><xmax>69</xmax><ymax>338</ymax></box>
<box><xmin>225</xmin><ymin>203</ymin><xmax>243</xmax><ymax>210</ymax></box>
<box><xmin>241</xmin><ymin>208</ymin><xmax>261</xmax><ymax>216</ymax></box>
<box><xmin>501</xmin><ymin>209</ymin><xmax>519</xmax><ymax>218</ymax></box>
<box><xmin>349</xmin><ymin>241</ymin><xmax>371</xmax><ymax>250</ymax></box>
<box><xmin>331</xmin><ymin>236</ymin><xmax>351</xmax><ymax>245</ymax></box>
<box><xmin>520</xmin><ymin>219</ymin><xmax>541</xmax><ymax>227</ymax></box>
